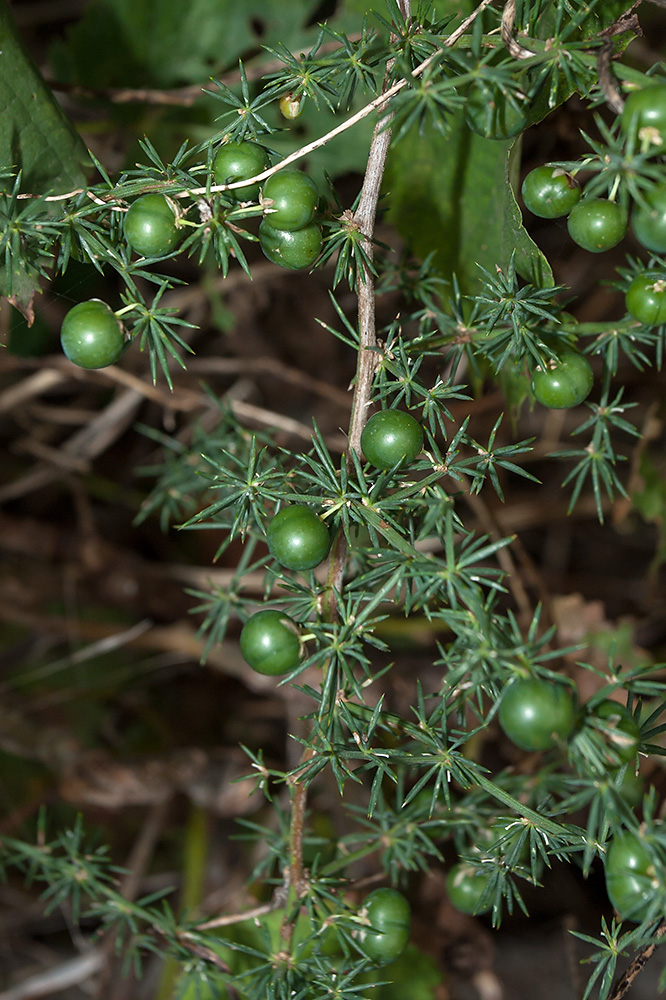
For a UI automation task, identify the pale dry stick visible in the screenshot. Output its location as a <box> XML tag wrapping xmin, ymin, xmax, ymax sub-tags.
<box><xmin>192</xmin><ymin>902</ymin><xmax>276</xmax><ymax>933</ymax></box>
<box><xmin>167</xmin><ymin>565</ymin><xmax>269</xmax><ymax>592</ymax></box>
<box><xmin>500</xmin><ymin>0</ymin><xmax>535</xmax><ymax>60</ymax></box>
<box><xmin>91</xmin><ymin>363</ymin><xmax>204</xmax><ymax>411</ymax></box>
<box><xmin>0</xmin><ymin>367</ymin><xmax>66</xmax><ymax>414</ymax></box>
<box><xmin>233</xmin><ymin>399</ymin><xmax>347</xmax><ymax>448</ymax></box>
<box><xmin>0</xmin><ymin>602</ymin><xmax>254</xmax><ymax>690</ymax></box>
<box><xmin>0</xmin><ymin>620</ymin><xmax>153</xmax><ymax>696</ymax></box>
<box><xmin>186</xmin><ymin>357</ymin><xmax>351</xmax><ymax>409</ymax></box>
<box><xmin>99</xmin><ymin>364</ymin><xmax>348</xmax><ymax>444</ymax></box>
<box><xmin>13</xmin><ymin>437</ymin><xmax>89</xmax><ymax>474</ymax></box>
<box><xmin>47</xmin><ymin>38</ymin><xmax>358</xmax><ymax>107</ymax></box>
<box><xmin>159</xmin><ymin>258</ymin><xmax>297</xmax><ymax>309</ymax></box>
<box><xmin>0</xmin><ymin>950</ymin><xmax>105</xmax><ymax>1000</ymax></box>
<box><xmin>283</xmin><ymin>0</ymin><xmax>417</xmax><ymax>927</ymax></box>
<box><xmin>24</xmin><ymin>403</ymin><xmax>99</xmax><ymax>426</ymax></box>
<box><xmin>197</xmin><ymin>0</ymin><xmax>498</xmax><ymax>199</ymax></box>
<box><xmin>324</xmin><ymin>0</ymin><xmax>413</xmax><ymax>605</ymax></box>
<box><xmin>21</xmin><ymin>0</ymin><xmax>496</xmax><ymax>205</ymax></box>
<box><xmin>0</xmin><ymin>387</ymin><xmax>143</xmax><ymax>504</ymax></box>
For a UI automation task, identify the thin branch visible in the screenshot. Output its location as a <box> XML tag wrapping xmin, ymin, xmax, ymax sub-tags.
<box><xmin>501</xmin><ymin>0</ymin><xmax>535</xmax><ymax>60</ymax></box>
<box><xmin>190</xmin><ymin>902</ymin><xmax>276</xmax><ymax>932</ymax></box>
<box><xmin>201</xmin><ymin>0</ymin><xmax>497</xmax><ymax>198</ymax></box>
<box><xmin>608</xmin><ymin>921</ymin><xmax>666</xmax><ymax>1000</ymax></box>
<box><xmin>325</xmin><ymin>0</ymin><xmax>415</xmax><ymax>608</ymax></box>
<box><xmin>0</xmin><ymin>951</ymin><xmax>104</xmax><ymax>1000</ymax></box>
<box><xmin>597</xmin><ymin>3</ymin><xmax>642</xmax><ymax>114</ymax></box>
<box><xmin>597</xmin><ymin>40</ymin><xmax>625</xmax><ymax>114</ymax></box>
<box><xmin>47</xmin><ymin>38</ymin><xmax>358</xmax><ymax>107</ymax></box>
<box><xmin>284</xmin><ymin>745</ymin><xmax>317</xmax><ymax>909</ymax></box>
<box><xmin>20</xmin><ymin>0</ymin><xmax>496</xmax><ymax>205</ymax></box>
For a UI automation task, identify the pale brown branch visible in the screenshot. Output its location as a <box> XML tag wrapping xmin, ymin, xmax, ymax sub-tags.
<box><xmin>501</xmin><ymin>0</ymin><xmax>535</xmax><ymax>60</ymax></box>
<box><xmin>608</xmin><ymin>921</ymin><xmax>666</xmax><ymax>1000</ymax></box>
<box><xmin>191</xmin><ymin>902</ymin><xmax>276</xmax><ymax>932</ymax></box>
<box><xmin>19</xmin><ymin>0</ymin><xmax>496</xmax><ymax>206</ymax></box>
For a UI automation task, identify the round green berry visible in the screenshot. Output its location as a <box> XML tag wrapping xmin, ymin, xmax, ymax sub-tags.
<box><xmin>356</xmin><ymin>888</ymin><xmax>411</xmax><ymax>966</ymax></box>
<box><xmin>626</xmin><ymin>272</ymin><xmax>666</xmax><ymax>326</ymax></box>
<box><xmin>259</xmin><ymin>220</ymin><xmax>322</xmax><ymax>270</ymax></box>
<box><xmin>633</xmin><ymin>183</ymin><xmax>666</xmax><ymax>253</ymax></box>
<box><xmin>593</xmin><ymin>699</ymin><xmax>641</xmax><ymax>765</ymax></box>
<box><xmin>124</xmin><ymin>194</ymin><xmax>180</xmax><ymax>258</ymax></box>
<box><xmin>531</xmin><ymin>351</ymin><xmax>594</xmax><ymax>409</ymax></box>
<box><xmin>566</xmin><ymin>199</ymin><xmax>627</xmax><ymax>253</ymax></box>
<box><xmin>498</xmin><ymin>677</ymin><xmax>576</xmax><ymax>752</ymax></box>
<box><xmin>521</xmin><ymin>165</ymin><xmax>580</xmax><ymax>219</ymax></box>
<box><xmin>446</xmin><ymin>864</ymin><xmax>492</xmax><ymax>915</ymax></box>
<box><xmin>620</xmin><ymin>84</ymin><xmax>666</xmax><ymax>151</ymax></box>
<box><xmin>60</xmin><ymin>299</ymin><xmax>126</xmax><ymax>370</ymax></box>
<box><xmin>361</xmin><ymin>410</ymin><xmax>424</xmax><ymax>470</ymax></box>
<box><xmin>605</xmin><ymin>830</ymin><xmax>656</xmax><ymax>922</ymax></box>
<box><xmin>213</xmin><ymin>141</ymin><xmax>270</xmax><ymax>201</ymax></box>
<box><xmin>240</xmin><ymin>610</ymin><xmax>301</xmax><ymax>676</ymax></box>
<box><xmin>262</xmin><ymin>170</ymin><xmax>318</xmax><ymax>231</ymax></box>
<box><xmin>266</xmin><ymin>505</ymin><xmax>331</xmax><ymax>571</ymax></box>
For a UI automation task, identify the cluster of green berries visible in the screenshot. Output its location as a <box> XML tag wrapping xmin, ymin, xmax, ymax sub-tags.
<box><xmin>447</xmin><ymin>815</ymin><xmax>661</xmax><ymax>926</ymax></box>
<box><xmin>521</xmin><ymin>84</ymin><xmax>666</xmax><ymax>252</ymax></box>
<box><xmin>60</xmin><ymin>190</ymin><xmax>182</xmax><ymax>369</ymax></box>
<box><xmin>445</xmin><ymin>679</ymin><xmax>645</xmax><ymax>919</ymax></box>
<box><xmin>59</xmin><ymin>137</ymin><xmax>327</xmax><ymax>369</ymax></box>
<box><xmin>213</xmin><ymin>141</ymin><xmax>323</xmax><ymax>271</ymax></box>
<box><xmin>518</xmin><ymin>85</ymin><xmax>666</xmax><ymax>411</ymax></box>
<box><xmin>239</xmin><ymin>408</ymin><xmax>424</xmax><ymax>676</ymax></box>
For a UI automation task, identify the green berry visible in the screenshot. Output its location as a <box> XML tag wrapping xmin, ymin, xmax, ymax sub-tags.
<box><xmin>531</xmin><ymin>351</ymin><xmax>594</xmax><ymax>409</ymax></box>
<box><xmin>632</xmin><ymin>183</ymin><xmax>666</xmax><ymax>253</ymax></box>
<box><xmin>240</xmin><ymin>610</ymin><xmax>301</xmax><ymax>676</ymax></box>
<box><xmin>521</xmin><ymin>165</ymin><xmax>580</xmax><ymax>219</ymax></box>
<box><xmin>361</xmin><ymin>410</ymin><xmax>423</xmax><ymax>470</ymax></box>
<box><xmin>567</xmin><ymin>199</ymin><xmax>627</xmax><ymax>252</ymax></box>
<box><xmin>213</xmin><ymin>141</ymin><xmax>270</xmax><ymax>201</ymax></box>
<box><xmin>356</xmin><ymin>888</ymin><xmax>411</xmax><ymax>966</ymax></box>
<box><xmin>498</xmin><ymin>677</ymin><xmax>576</xmax><ymax>752</ymax></box>
<box><xmin>259</xmin><ymin>220</ymin><xmax>322</xmax><ymax>270</ymax></box>
<box><xmin>266</xmin><ymin>505</ymin><xmax>331</xmax><ymax>571</ymax></box>
<box><xmin>625</xmin><ymin>272</ymin><xmax>666</xmax><ymax>326</ymax></box>
<box><xmin>262</xmin><ymin>170</ymin><xmax>318</xmax><ymax>231</ymax></box>
<box><xmin>620</xmin><ymin>84</ymin><xmax>666</xmax><ymax>151</ymax></box>
<box><xmin>60</xmin><ymin>300</ymin><xmax>126</xmax><ymax>370</ymax></box>
<box><xmin>124</xmin><ymin>194</ymin><xmax>180</xmax><ymax>258</ymax></box>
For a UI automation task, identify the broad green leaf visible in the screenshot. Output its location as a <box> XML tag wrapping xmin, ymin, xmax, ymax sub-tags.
<box><xmin>632</xmin><ymin>452</ymin><xmax>666</xmax><ymax>572</ymax></box>
<box><xmin>380</xmin><ymin>0</ymin><xmax>640</xmax><ymax>297</ymax></box>
<box><xmin>0</xmin><ymin>0</ymin><xmax>89</xmax><ymax>193</ymax></box>
<box><xmin>0</xmin><ymin>0</ymin><xmax>90</xmax><ymax>315</ymax></box>
<box><xmin>50</xmin><ymin>0</ymin><xmax>323</xmax><ymax>89</ymax></box>
<box><xmin>506</xmin><ymin>142</ymin><xmax>554</xmax><ymax>289</ymax></box>
<box><xmin>0</xmin><ymin>259</ymin><xmax>44</xmax><ymax>326</ymax></box>
<box><xmin>383</xmin><ymin>116</ymin><xmax>552</xmax><ymax>298</ymax></box>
